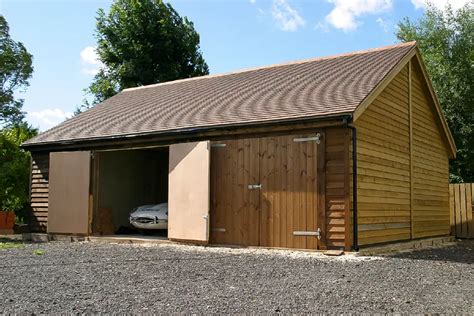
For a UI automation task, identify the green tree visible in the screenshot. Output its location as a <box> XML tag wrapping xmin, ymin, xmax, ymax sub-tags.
<box><xmin>397</xmin><ymin>2</ymin><xmax>474</xmax><ymax>182</ymax></box>
<box><xmin>0</xmin><ymin>123</ymin><xmax>37</xmax><ymax>216</ymax></box>
<box><xmin>0</xmin><ymin>15</ymin><xmax>33</xmax><ymax>125</ymax></box>
<box><xmin>78</xmin><ymin>0</ymin><xmax>209</xmax><ymax>112</ymax></box>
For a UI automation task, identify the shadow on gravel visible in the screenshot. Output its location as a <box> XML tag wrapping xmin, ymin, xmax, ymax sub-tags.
<box><xmin>389</xmin><ymin>240</ymin><xmax>474</xmax><ymax>264</ymax></box>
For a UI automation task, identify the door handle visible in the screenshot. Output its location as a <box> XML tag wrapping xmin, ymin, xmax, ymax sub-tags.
<box><xmin>247</xmin><ymin>184</ymin><xmax>262</xmax><ymax>190</ymax></box>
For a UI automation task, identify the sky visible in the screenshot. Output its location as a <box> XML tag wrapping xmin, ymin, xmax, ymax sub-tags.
<box><xmin>0</xmin><ymin>0</ymin><xmax>469</xmax><ymax>131</ymax></box>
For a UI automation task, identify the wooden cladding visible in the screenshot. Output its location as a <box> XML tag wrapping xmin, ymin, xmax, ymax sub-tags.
<box><xmin>355</xmin><ymin>65</ymin><xmax>411</xmax><ymax>245</ymax></box>
<box><xmin>29</xmin><ymin>153</ymin><xmax>49</xmax><ymax>232</ymax></box>
<box><xmin>29</xmin><ymin>128</ymin><xmax>349</xmax><ymax>249</ymax></box>
<box><xmin>355</xmin><ymin>57</ymin><xmax>451</xmax><ymax>245</ymax></box>
<box><xmin>449</xmin><ymin>183</ymin><xmax>474</xmax><ymax>238</ymax></box>
<box><xmin>210</xmin><ymin>133</ymin><xmax>330</xmax><ymax>250</ymax></box>
<box><xmin>411</xmin><ymin>60</ymin><xmax>450</xmax><ymax>239</ymax></box>
<box><xmin>325</xmin><ymin>128</ymin><xmax>350</xmax><ymax>249</ymax></box>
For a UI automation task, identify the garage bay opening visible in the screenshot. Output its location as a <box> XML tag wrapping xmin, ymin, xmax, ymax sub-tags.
<box><xmin>91</xmin><ymin>147</ymin><xmax>169</xmax><ymax>238</ymax></box>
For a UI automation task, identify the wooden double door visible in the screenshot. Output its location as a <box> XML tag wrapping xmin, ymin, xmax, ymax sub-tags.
<box><xmin>210</xmin><ymin>134</ymin><xmax>325</xmax><ymax>249</ymax></box>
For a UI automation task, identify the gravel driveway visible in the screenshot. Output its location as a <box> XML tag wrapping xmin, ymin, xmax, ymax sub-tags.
<box><xmin>1</xmin><ymin>240</ymin><xmax>473</xmax><ymax>313</ymax></box>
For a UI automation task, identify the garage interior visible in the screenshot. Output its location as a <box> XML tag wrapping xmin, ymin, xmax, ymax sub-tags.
<box><xmin>91</xmin><ymin>147</ymin><xmax>169</xmax><ymax>237</ymax></box>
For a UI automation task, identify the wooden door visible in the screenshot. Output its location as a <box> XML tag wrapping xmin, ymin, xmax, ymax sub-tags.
<box><xmin>168</xmin><ymin>141</ymin><xmax>210</xmax><ymax>242</ymax></box>
<box><xmin>210</xmin><ymin>139</ymin><xmax>260</xmax><ymax>246</ymax></box>
<box><xmin>259</xmin><ymin>135</ymin><xmax>321</xmax><ymax>249</ymax></box>
<box><xmin>48</xmin><ymin>151</ymin><xmax>91</xmax><ymax>235</ymax></box>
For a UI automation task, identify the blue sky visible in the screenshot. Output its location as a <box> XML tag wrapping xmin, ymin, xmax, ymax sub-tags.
<box><xmin>0</xmin><ymin>0</ymin><xmax>467</xmax><ymax>130</ymax></box>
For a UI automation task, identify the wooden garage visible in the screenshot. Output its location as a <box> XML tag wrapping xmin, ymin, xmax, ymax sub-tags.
<box><xmin>23</xmin><ymin>41</ymin><xmax>456</xmax><ymax>251</ymax></box>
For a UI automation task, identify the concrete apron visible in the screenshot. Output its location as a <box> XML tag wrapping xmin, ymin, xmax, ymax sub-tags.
<box><xmin>0</xmin><ymin>234</ymin><xmax>456</xmax><ymax>256</ymax></box>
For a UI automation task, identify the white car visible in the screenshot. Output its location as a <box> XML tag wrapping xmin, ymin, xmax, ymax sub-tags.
<box><xmin>129</xmin><ymin>203</ymin><xmax>168</xmax><ymax>230</ymax></box>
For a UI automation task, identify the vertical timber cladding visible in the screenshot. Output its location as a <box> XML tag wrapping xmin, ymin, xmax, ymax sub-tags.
<box><xmin>259</xmin><ymin>135</ymin><xmax>321</xmax><ymax>249</ymax></box>
<box><xmin>210</xmin><ymin>133</ymin><xmax>326</xmax><ymax>250</ymax></box>
<box><xmin>210</xmin><ymin>139</ymin><xmax>260</xmax><ymax>246</ymax></box>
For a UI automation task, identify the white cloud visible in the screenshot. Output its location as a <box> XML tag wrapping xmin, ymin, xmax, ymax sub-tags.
<box><xmin>325</xmin><ymin>0</ymin><xmax>392</xmax><ymax>32</ymax></box>
<box><xmin>376</xmin><ymin>17</ymin><xmax>390</xmax><ymax>32</ymax></box>
<box><xmin>272</xmin><ymin>0</ymin><xmax>306</xmax><ymax>31</ymax></box>
<box><xmin>80</xmin><ymin>46</ymin><xmax>102</xmax><ymax>75</ymax></box>
<box><xmin>80</xmin><ymin>46</ymin><xmax>100</xmax><ymax>65</ymax></box>
<box><xmin>249</xmin><ymin>0</ymin><xmax>256</xmax><ymax>4</ymax></box>
<box><xmin>411</xmin><ymin>0</ymin><xmax>471</xmax><ymax>11</ymax></box>
<box><xmin>27</xmin><ymin>108</ymin><xmax>73</xmax><ymax>131</ymax></box>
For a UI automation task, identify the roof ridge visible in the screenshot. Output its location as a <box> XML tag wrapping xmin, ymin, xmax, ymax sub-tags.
<box><xmin>124</xmin><ymin>41</ymin><xmax>417</xmax><ymax>92</ymax></box>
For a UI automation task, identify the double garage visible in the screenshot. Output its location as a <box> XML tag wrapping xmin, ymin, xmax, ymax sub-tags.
<box><xmin>43</xmin><ymin>131</ymin><xmax>332</xmax><ymax>250</ymax></box>
<box><xmin>25</xmin><ymin>42</ymin><xmax>455</xmax><ymax>251</ymax></box>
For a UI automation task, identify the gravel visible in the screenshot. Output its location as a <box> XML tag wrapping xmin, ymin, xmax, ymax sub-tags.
<box><xmin>0</xmin><ymin>239</ymin><xmax>473</xmax><ymax>313</ymax></box>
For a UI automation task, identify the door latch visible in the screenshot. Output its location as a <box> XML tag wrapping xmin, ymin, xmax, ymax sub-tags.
<box><xmin>247</xmin><ymin>184</ymin><xmax>262</xmax><ymax>190</ymax></box>
<box><xmin>316</xmin><ymin>227</ymin><xmax>322</xmax><ymax>240</ymax></box>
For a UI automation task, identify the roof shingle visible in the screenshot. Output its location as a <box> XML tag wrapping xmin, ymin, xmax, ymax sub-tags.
<box><xmin>24</xmin><ymin>42</ymin><xmax>415</xmax><ymax>146</ymax></box>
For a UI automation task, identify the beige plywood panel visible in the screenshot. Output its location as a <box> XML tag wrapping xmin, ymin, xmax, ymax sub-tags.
<box><xmin>48</xmin><ymin>151</ymin><xmax>91</xmax><ymax>235</ymax></box>
<box><xmin>168</xmin><ymin>141</ymin><xmax>210</xmax><ymax>242</ymax></box>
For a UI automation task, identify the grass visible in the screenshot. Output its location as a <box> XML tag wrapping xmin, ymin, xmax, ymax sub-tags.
<box><xmin>33</xmin><ymin>249</ymin><xmax>45</xmax><ymax>255</ymax></box>
<box><xmin>0</xmin><ymin>242</ymin><xmax>24</xmax><ymax>250</ymax></box>
<box><xmin>0</xmin><ymin>240</ymin><xmax>46</xmax><ymax>255</ymax></box>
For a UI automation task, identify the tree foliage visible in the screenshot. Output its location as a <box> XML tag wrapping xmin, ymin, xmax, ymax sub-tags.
<box><xmin>0</xmin><ymin>123</ymin><xmax>37</xmax><ymax>214</ymax></box>
<box><xmin>0</xmin><ymin>15</ymin><xmax>33</xmax><ymax>126</ymax></box>
<box><xmin>397</xmin><ymin>2</ymin><xmax>474</xmax><ymax>182</ymax></box>
<box><xmin>79</xmin><ymin>0</ymin><xmax>209</xmax><ymax>112</ymax></box>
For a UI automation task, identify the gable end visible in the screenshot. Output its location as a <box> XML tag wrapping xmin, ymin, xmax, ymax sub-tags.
<box><xmin>354</xmin><ymin>46</ymin><xmax>456</xmax><ymax>159</ymax></box>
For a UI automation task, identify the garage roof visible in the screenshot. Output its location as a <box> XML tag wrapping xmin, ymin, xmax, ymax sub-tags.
<box><xmin>24</xmin><ymin>42</ymin><xmax>416</xmax><ymax>147</ymax></box>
